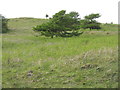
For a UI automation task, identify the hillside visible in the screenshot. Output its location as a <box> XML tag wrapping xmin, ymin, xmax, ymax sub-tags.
<box><xmin>7</xmin><ymin>18</ymin><xmax>118</xmax><ymax>34</ymax></box>
<box><xmin>7</xmin><ymin>18</ymin><xmax>48</xmax><ymax>35</ymax></box>
<box><xmin>2</xmin><ymin>18</ymin><xmax>118</xmax><ymax>88</ymax></box>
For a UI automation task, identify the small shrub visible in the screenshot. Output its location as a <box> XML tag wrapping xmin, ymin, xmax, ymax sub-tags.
<box><xmin>0</xmin><ymin>15</ymin><xmax>9</xmax><ymax>33</ymax></box>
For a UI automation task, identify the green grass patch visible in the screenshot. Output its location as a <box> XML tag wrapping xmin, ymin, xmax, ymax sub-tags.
<box><xmin>2</xmin><ymin>18</ymin><xmax>118</xmax><ymax>88</ymax></box>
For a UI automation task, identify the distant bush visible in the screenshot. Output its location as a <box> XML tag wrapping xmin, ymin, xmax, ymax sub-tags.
<box><xmin>45</xmin><ymin>14</ymin><xmax>49</xmax><ymax>19</ymax></box>
<box><xmin>33</xmin><ymin>10</ymin><xmax>82</xmax><ymax>38</ymax></box>
<box><xmin>0</xmin><ymin>15</ymin><xmax>9</xmax><ymax>33</ymax></box>
<box><xmin>81</xmin><ymin>13</ymin><xmax>101</xmax><ymax>30</ymax></box>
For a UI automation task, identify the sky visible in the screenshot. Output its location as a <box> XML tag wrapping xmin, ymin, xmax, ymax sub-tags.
<box><xmin>0</xmin><ymin>0</ymin><xmax>119</xmax><ymax>24</ymax></box>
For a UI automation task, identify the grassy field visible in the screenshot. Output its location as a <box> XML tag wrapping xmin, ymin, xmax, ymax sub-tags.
<box><xmin>2</xmin><ymin>18</ymin><xmax>118</xmax><ymax>88</ymax></box>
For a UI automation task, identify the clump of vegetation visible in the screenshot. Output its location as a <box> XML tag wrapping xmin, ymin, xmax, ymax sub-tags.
<box><xmin>33</xmin><ymin>11</ymin><xmax>102</xmax><ymax>38</ymax></box>
<box><xmin>45</xmin><ymin>14</ymin><xmax>49</xmax><ymax>19</ymax></box>
<box><xmin>0</xmin><ymin>15</ymin><xmax>9</xmax><ymax>33</ymax></box>
<box><xmin>80</xmin><ymin>13</ymin><xmax>101</xmax><ymax>30</ymax></box>
<box><xmin>33</xmin><ymin>10</ymin><xmax>82</xmax><ymax>38</ymax></box>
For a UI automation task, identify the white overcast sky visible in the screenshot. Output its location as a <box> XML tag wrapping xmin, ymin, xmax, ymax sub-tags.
<box><xmin>0</xmin><ymin>0</ymin><xmax>119</xmax><ymax>24</ymax></box>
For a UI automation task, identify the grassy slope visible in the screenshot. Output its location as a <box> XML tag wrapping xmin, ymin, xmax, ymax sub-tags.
<box><xmin>2</xmin><ymin>18</ymin><xmax>118</xmax><ymax>88</ymax></box>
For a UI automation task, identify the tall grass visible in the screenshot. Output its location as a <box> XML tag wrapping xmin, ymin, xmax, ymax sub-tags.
<box><xmin>2</xmin><ymin>18</ymin><xmax>118</xmax><ymax>88</ymax></box>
